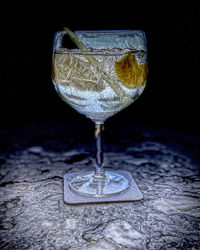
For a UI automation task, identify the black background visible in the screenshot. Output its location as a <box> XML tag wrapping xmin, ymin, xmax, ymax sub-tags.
<box><xmin>0</xmin><ymin>1</ymin><xmax>199</xmax><ymax>136</ymax></box>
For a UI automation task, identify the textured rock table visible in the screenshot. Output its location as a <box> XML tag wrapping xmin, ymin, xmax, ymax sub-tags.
<box><xmin>0</xmin><ymin>122</ymin><xmax>200</xmax><ymax>249</ymax></box>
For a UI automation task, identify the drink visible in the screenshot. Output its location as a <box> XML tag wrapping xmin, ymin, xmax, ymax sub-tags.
<box><xmin>52</xmin><ymin>29</ymin><xmax>148</xmax><ymax>200</ymax></box>
<box><xmin>52</xmin><ymin>48</ymin><xmax>147</xmax><ymax>123</ymax></box>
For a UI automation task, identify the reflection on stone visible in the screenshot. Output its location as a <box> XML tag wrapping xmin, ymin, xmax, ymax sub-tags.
<box><xmin>102</xmin><ymin>219</ymin><xmax>143</xmax><ymax>247</ymax></box>
<box><xmin>153</xmin><ymin>196</ymin><xmax>200</xmax><ymax>217</ymax></box>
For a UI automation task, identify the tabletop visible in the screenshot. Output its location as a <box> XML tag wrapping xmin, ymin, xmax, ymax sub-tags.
<box><xmin>0</xmin><ymin>122</ymin><xmax>200</xmax><ymax>249</ymax></box>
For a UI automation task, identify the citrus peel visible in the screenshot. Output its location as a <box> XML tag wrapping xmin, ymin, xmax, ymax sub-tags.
<box><xmin>115</xmin><ymin>53</ymin><xmax>148</xmax><ymax>89</ymax></box>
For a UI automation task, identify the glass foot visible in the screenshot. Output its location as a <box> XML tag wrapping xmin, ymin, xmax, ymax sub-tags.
<box><xmin>70</xmin><ymin>171</ymin><xmax>129</xmax><ymax>197</ymax></box>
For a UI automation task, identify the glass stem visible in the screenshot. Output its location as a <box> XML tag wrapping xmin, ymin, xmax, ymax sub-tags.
<box><xmin>94</xmin><ymin>123</ymin><xmax>105</xmax><ymax>179</ymax></box>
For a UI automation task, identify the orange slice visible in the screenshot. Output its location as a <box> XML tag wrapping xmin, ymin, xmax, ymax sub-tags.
<box><xmin>115</xmin><ymin>53</ymin><xmax>148</xmax><ymax>89</ymax></box>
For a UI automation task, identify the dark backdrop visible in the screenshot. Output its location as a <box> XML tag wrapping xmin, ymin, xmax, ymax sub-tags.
<box><xmin>0</xmin><ymin>1</ymin><xmax>199</xmax><ymax>136</ymax></box>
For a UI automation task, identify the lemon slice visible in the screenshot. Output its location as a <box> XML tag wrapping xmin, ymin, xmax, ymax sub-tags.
<box><xmin>115</xmin><ymin>53</ymin><xmax>148</xmax><ymax>89</ymax></box>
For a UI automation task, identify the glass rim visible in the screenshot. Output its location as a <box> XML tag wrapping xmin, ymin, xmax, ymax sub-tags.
<box><xmin>55</xmin><ymin>29</ymin><xmax>146</xmax><ymax>35</ymax></box>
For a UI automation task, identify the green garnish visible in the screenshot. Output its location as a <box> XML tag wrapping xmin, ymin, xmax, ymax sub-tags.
<box><xmin>64</xmin><ymin>27</ymin><xmax>88</xmax><ymax>52</ymax></box>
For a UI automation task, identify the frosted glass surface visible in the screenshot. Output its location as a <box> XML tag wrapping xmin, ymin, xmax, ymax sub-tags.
<box><xmin>75</xmin><ymin>30</ymin><xmax>147</xmax><ymax>50</ymax></box>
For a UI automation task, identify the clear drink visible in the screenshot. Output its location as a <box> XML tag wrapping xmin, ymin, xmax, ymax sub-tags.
<box><xmin>52</xmin><ymin>48</ymin><xmax>147</xmax><ymax>123</ymax></box>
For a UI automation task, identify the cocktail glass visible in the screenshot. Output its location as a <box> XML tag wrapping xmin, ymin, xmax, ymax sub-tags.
<box><xmin>52</xmin><ymin>29</ymin><xmax>147</xmax><ymax>200</ymax></box>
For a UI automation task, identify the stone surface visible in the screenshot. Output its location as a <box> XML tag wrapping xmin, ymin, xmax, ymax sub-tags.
<box><xmin>0</xmin><ymin>122</ymin><xmax>200</xmax><ymax>249</ymax></box>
